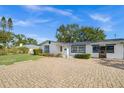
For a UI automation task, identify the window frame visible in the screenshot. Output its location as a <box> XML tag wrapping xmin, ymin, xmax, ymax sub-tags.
<box><xmin>106</xmin><ymin>44</ymin><xmax>115</xmax><ymax>53</ymax></box>
<box><xmin>92</xmin><ymin>45</ymin><xmax>99</xmax><ymax>53</ymax></box>
<box><xmin>71</xmin><ymin>45</ymin><xmax>85</xmax><ymax>53</ymax></box>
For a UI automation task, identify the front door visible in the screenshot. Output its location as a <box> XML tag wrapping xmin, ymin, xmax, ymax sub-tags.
<box><xmin>99</xmin><ymin>46</ymin><xmax>106</xmax><ymax>58</ymax></box>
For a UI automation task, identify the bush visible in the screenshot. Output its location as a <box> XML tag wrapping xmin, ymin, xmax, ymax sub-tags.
<box><xmin>40</xmin><ymin>53</ymin><xmax>55</xmax><ymax>57</ymax></box>
<box><xmin>74</xmin><ymin>54</ymin><xmax>91</xmax><ymax>59</ymax></box>
<box><xmin>40</xmin><ymin>53</ymin><xmax>62</xmax><ymax>57</ymax></box>
<box><xmin>33</xmin><ymin>48</ymin><xmax>42</xmax><ymax>55</ymax></box>
<box><xmin>0</xmin><ymin>45</ymin><xmax>4</xmax><ymax>49</ymax></box>
<box><xmin>7</xmin><ymin>48</ymin><xmax>18</xmax><ymax>54</ymax></box>
<box><xmin>0</xmin><ymin>47</ymin><xmax>29</xmax><ymax>55</ymax></box>
<box><xmin>0</xmin><ymin>49</ymin><xmax>7</xmax><ymax>55</ymax></box>
<box><xmin>17</xmin><ymin>47</ymin><xmax>29</xmax><ymax>54</ymax></box>
<box><xmin>8</xmin><ymin>47</ymin><xmax>29</xmax><ymax>54</ymax></box>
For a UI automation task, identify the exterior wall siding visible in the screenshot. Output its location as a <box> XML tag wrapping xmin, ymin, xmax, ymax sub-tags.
<box><xmin>40</xmin><ymin>40</ymin><xmax>124</xmax><ymax>60</ymax></box>
<box><xmin>40</xmin><ymin>42</ymin><xmax>61</xmax><ymax>54</ymax></box>
<box><xmin>68</xmin><ymin>43</ymin><xmax>124</xmax><ymax>59</ymax></box>
<box><xmin>86</xmin><ymin>44</ymin><xmax>99</xmax><ymax>58</ymax></box>
<box><xmin>106</xmin><ymin>44</ymin><xmax>124</xmax><ymax>59</ymax></box>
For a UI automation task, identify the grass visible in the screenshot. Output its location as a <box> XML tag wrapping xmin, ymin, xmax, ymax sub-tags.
<box><xmin>0</xmin><ymin>54</ymin><xmax>41</xmax><ymax>65</ymax></box>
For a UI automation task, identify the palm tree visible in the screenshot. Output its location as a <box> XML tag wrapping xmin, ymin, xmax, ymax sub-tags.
<box><xmin>14</xmin><ymin>34</ymin><xmax>27</xmax><ymax>46</ymax></box>
<box><xmin>1</xmin><ymin>16</ymin><xmax>6</xmax><ymax>32</ymax></box>
<box><xmin>27</xmin><ymin>38</ymin><xmax>38</xmax><ymax>45</ymax></box>
<box><xmin>8</xmin><ymin>18</ymin><xmax>13</xmax><ymax>32</ymax></box>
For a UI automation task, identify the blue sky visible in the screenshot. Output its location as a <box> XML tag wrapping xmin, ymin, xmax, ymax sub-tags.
<box><xmin>0</xmin><ymin>5</ymin><xmax>124</xmax><ymax>43</ymax></box>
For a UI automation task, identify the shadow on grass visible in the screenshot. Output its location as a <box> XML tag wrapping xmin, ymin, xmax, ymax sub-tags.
<box><xmin>98</xmin><ymin>59</ymin><xmax>124</xmax><ymax>70</ymax></box>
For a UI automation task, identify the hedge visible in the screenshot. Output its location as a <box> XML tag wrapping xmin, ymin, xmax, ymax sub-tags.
<box><xmin>17</xmin><ymin>47</ymin><xmax>29</xmax><ymax>54</ymax></box>
<box><xmin>74</xmin><ymin>54</ymin><xmax>91</xmax><ymax>59</ymax></box>
<box><xmin>33</xmin><ymin>49</ymin><xmax>42</xmax><ymax>55</ymax></box>
<box><xmin>40</xmin><ymin>53</ymin><xmax>62</xmax><ymax>57</ymax></box>
<box><xmin>0</xmin><ymin>49</ymin><xmax>7</xmax><ymax>55</ymax></box>
<box><xmin>6</xmin><ymin>47</ymin><xmax>29</xmax><ymax>54</ymax></box>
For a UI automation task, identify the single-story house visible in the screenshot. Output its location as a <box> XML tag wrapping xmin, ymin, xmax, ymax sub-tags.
<box><xmin>39</xmin><ymin>39</ymin><xmax>124</xmax><ymax>59</ymax></box>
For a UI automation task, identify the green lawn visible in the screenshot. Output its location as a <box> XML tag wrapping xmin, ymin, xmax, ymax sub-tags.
<box><xmin>0</xmin><ymin>54</ymin><xmax>41</xmax><ymax>65</ymax></box>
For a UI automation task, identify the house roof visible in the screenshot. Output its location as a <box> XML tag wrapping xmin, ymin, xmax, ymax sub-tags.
<box><xmin>39</xmin><ymin>38</ymin><xmax>124</xmax><ymax>46</ymax></box>
<box><xmin>92</xmin><ymin>38</ymin><xmax>124</xmax><ymax>44</ymax></box>
<box><xmin>23</xmin><ymin>44</ymin><xmax>40</xmax><ymax>49</ymax></box>
<box><xmin>39</xmin><ymin>40</ymin><xmax>57</xmax><ymax>46</ymax></box>
<box><xmin>60</xmin><ymin>42</ymin><xmax>91</xmax><ymax>46</ymax></box>
<box><xmin>96</xmin><ymin>38</ymin><xmax>124</xmax><ymax>42</ymax></box>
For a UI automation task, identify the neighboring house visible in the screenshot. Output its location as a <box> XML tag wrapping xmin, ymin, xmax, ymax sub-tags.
<box><xmin>39</xmin><ymin>39</ymin><xmax>124</xmax><ymax>59</ymax></box>
<box><xmin>23</xmin><ymin>44</ymin><xmax>40</xmax><ymax>54</ymax></box>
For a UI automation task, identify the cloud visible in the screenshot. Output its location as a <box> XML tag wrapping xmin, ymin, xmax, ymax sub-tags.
<box><xmin>89</xmin><ymin>13</ymin><xmax>114</xmax><ymax>32</ymax></box>
<box><xmin>90</xmin><ymin>14</ymin><xmax>111</xmax><ymax>23</ymax></box>
<box><xmin>14</xmin><ymin>19</ymin><xmax>51</xmax><ymax>27</ymax></box>
<box><xmin>24</xmin><ymin>5</ymin><xmax>41</xmax><ymax>11</ymax></box>
<box><xmin>23</xmin><ymin>5</ymin><xmax>79</xmax><ymax>20</ymax></box>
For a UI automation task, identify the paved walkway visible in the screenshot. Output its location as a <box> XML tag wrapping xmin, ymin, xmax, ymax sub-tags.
<box><xmin>0</xmin><ymin>57</ymin><xmax>124</xmax><ymax>88</ymax></box>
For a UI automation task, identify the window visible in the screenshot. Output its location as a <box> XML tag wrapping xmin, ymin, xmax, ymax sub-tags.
<box><xmin>71</xmin><ymin>45</ymin><xmax>85</xmax><ymax>53</ymax></box>
<box><xmin>71</xmin><ymin>46</ymin><xmax>77</xmax><ymax>53</ymax></box>
<box><xmin>106</xmin><ymin>45</ymin><xmax>114</xmax><ymax>53</ymax></box>
<box><xmin>92</xmin><ymin>45</ymin><xmax>99</xmax><ymax>53</ymax></box>
<box><xmin>79</xmin><ymin>46</ymin><xmax>85</xmax><ymax>53</ymax></box>
<box><xmin>44</xmin><ymin>45</ymin><xmax>49</xmax><ymax>53</ymax></box>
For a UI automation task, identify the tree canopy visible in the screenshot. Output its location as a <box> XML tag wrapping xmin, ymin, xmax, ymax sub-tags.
<box><xmin>13</xmin><ymin>34</ymin><xmax>38</xmax><ymax>46</ymax></box>
<box><xmin>56</xmin><ymin>24</ymin><xmax>106</xmax><ymax>42</ymax></box>
<box><xmin>0</xmin><ymin>16</ymin><xmax>38</xmax><ymax>47</ymax></box>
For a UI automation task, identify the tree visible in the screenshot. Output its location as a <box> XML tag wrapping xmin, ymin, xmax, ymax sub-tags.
<box><xmin>0</xmin><ymin>16</ymin><xmax>38</xmax><ymax>47</ymax></box>
<box><xmin>0</xmin><ymin>31</ymin><xmax>13</xmax><ymax>47</ymax></box>
<box><xmin>56</xmin><ymin>24</ymin><xmax>80</xmax><ymax>42</ymax></box>
<box><xmin>0</xmin><ymin>17</ymin><xmax>14</xmax><ymax>47</ymax></box>
<box><xmin>56</xmin><ymin>24</ymin><xmax>106</xmax><ymax>42</ymax></box>
<box><xmin>79</xmin><ymin>27</ymin><xmax>106</xmax><ymax>42</ymax></box>
<box><xmin>1</xmin><ymin>16</ymin><xmax>6</xmax><ymax>32</ymax></box>
<box><xmin>26</xmin><ymin>38</ymin><xmax>37</xmax><ymax>45</ymax></box>
<box><xmin>14</xmin><ymin>34</ymin><xmax>27</xmax><ymax>46</ymax></box>
<box><xmin>8</xmin><ymin>18</ymin><xmax>13</xmax><ymax>32</ymax></box>
<box><xmin>12</xmin><ymin>34</ymin><xmax>38</xmax><ymax>46</ymax></box>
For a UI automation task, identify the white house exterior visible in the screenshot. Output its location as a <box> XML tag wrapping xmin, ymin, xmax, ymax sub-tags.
<box><xmin>39</xmin><ymin>39</ymin><xmax>124</xmax><ymax>59</ymax></box>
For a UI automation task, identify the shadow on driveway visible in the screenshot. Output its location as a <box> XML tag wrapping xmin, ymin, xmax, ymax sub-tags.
<box><xmin>97</xmin><ymin>59</ymin><xmax>124</xmax><ymax>70</ymax></box>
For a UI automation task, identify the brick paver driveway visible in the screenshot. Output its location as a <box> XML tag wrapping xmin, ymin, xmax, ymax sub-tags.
<box><xmin>0</xmin><ymin>57</ymin><xmax>124</xmax><ymax>88</ymax></box>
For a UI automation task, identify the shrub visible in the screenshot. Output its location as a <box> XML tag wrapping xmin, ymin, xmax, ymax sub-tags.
<box><xmin>17</xmin><ymin>47</ymin><xmax>29</xmax><ymax>54</ymax></box>
<box><xmin>7</xmin><ymin>48</ymin><xmax>18</xmax><ymax>54</ymax></box>
<box><xmin>33</xmin><ymin>48</ymin><xmax>42</xmax><ymax>55</ymax></box>
<box><xmin>0</xmin><ymin>49</ymin><xmax>7</xmax><ymax>55</ymax></box>
<box><xmin>0</xmin><ymin>45</ymin><xmax>4</xmax><ymax>49</ymax></box>
<box><xmin>74</xmin><ymin>54</ymin><xmax>91</xmax><ymax>59</ymax></box>
<box><xmin>40</xmin><ymin>53</ymin><xmax>62</xmax><ymax>57</ymax></box>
